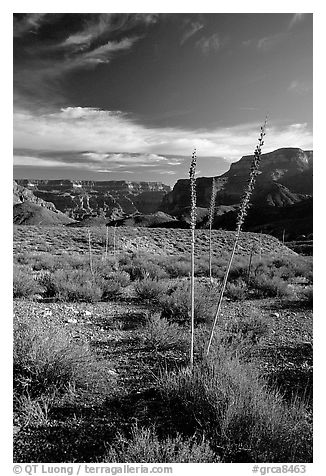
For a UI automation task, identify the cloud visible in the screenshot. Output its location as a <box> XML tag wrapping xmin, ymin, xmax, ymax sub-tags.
<box><xmin>13</xmin><ymin>14</ymin><xmax>157</xmax><ymax>109</ymax></box>
<box><xmin>196</xmin><ymin>33</ymin><xmax>222</xmax><ymax>55</ymax></box>
<box><xmin>289</xmin><ymin>13</ymin><xmax>305</xmax><ymax>29</ymax></box>
<box><xmin>61</xmin><ymin>13</ymin><xmax>158</xmax><ymax>49</ymax></box>
<box><xmin>14</xmin><ymin>106</ymin><xmax>313</xmax><ymax>166</ymax></box>
<box><xmin>288</xmin><ymin>80</ymin><xmax>312</xmax><ymax>95</ymax></box>
<box><xmin>13</xmin><ymin>13</ymin><xmax>48</xmax><ymax>37</ymax></box>
<box><xmin>180</xmin><ymin>20</ymin><xmax>204</xmax><ymax>45</ymax></box>
<box><xmin>13</xmin><ymin>149</ymin><xmax>171</xmax><ymax>171</ymax></box>
<box><xmin>243</xmin><ymin>33</ymin><xmax>288</xmax><ymax>52</ymax></box>
<box><xmin>257</xmin><ymin>33</ymin><xmax>288</xmax><ymax>51</ymax></box>
<box><xmin>68</xmin><ymin>37</ymin><xmax>139</xmax><ymax>67</ymax></box>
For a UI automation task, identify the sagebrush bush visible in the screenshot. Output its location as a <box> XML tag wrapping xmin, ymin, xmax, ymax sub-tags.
<box><xmin>104</xmin><ymin>425</ymin><xmax>218</xmax><ymax>463</ymax></box>
<box><xmin>223</xmin><ymin>309</ymin><xmax>270</xmax><ymax>346</ymax></box>
<box><xmin>159</xmin><ymin>281</ymin><xmax>216</xmax><ymax>324</ymax></box>
<box><xmin>100</xmin><ymin>278</ymin><xmax>122</xmax><ymax>300</ymax></box>
<box><xmin>161</xmin><ymin>256</ymin><xmax>191</xmax><ymax>278</ymax></box>
<box><xmin>140</xmin><ymin>314</ymin><xmax>187</xmax><ymax>351</ymax></box>
<box><xmin>134</xmin><ymin>278</ymin><xmax>169</xmax><ymax>302</ymax></box>
<box><xmin>225</xmin><ymin>279</ymin><xmax>248</xmax><ymax>301</ymax></box>
<box><xmin>39</xmin><ymin>269</ymin><xmax>103</xmax><ymax>302</ymax></box>
<box><xmin>122</xmin><ymin>256</ymin><xmax>169</xmax><ymax>281</ymax></box>
<box><xmin>13</xmin><ymin>313</ymin><xmax>110</xmax><ymax>398</ymax></box>
<box><xmin>298</xmin><ymin>286</ymin><xmax>313</xmax><ymax>307</ymax></box>
<box><xmin>13</xmin><ymin>266</ymin><xmax>43</xmax><ymax>298</ymax></box>
<box><xmin>249</xmin><ymin>274</ymin><xmax>292</xmax><ymax>298</ymax></box>
<box><xmin>159</xmin><ymin>347</ymin><xmax>312</xmax><ymax>462</ymax></box>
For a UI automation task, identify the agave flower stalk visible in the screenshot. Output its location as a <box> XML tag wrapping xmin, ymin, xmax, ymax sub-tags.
<box><xmin>189</xmin><ymin>148</ymin><xmax>197</xmax><ymax>369</ymax></box>
<box><xmin>105</xmin><ymin>226</ymin><xmax>109</xmax><ymax>260</ymax></box>
<box><xmin>208</xmin><ymin>178</ymin><xmax>218</xmax><ymax>284</ymax></box>
<box><xmin>206</xmin><ymin>118</ymin><xmax>267</xmax><ymax>356</ymax></box>
<box><xmin>113</xmin><ymin>223</ymin><xmax>117</xmax><ymax>257</ymax></box>
<box><xmin>88</xmin><ymin>229</ymin><xmax>94</xmax><ymax>275</ymax></box>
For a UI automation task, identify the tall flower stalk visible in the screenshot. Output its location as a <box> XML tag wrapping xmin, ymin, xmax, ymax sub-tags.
<box><xmin>88</xmin><ymin>229</ymin><xmax>94</xmax><ymax>275</ymax></box>
<box><xmin>189</xmin><ymin>148</ymin><xmax>197</xmax><ymax>369</ymax></box>
<box><xmin>105</xmin><ymin>226</ymin><xmax>109</xmax><ymax>260</ymax></box>
<box><xmin>208</xmin><ymin>178</ymin><xmax>217</xmax><ymax>284</ymax></box>
<box><xmin>206</xmin><ymin>118</ymin><xmax>267</xmax><ymax>356</ymax></box>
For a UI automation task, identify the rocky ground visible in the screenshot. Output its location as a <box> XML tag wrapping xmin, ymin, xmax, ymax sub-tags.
<box><xmin>13</xmin><ymin>226</ymin><xmax>296</xmax><ymax>258</ymax></box>
<box><xmin>13</xmin><ymin>294</ymin><xmax>312</xmax><ymax>463</ymax></box>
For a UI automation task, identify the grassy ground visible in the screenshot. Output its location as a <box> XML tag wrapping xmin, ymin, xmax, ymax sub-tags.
<box><xmin>13</xmin><ymin>226</ymin><xmax>312</xmax><ymax>463</ymax></box>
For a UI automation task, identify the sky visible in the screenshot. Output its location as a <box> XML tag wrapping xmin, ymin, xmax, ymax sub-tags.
<box><xmin>13</xmin><ymin>12</ymin><xmax>313</xmax><ymax>185</ymax></box>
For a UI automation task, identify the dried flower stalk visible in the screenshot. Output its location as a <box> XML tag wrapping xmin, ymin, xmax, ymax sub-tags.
<box><xmin>189</xmin><ymin>148</ymin><xmax>197</xmax><ymax>369</ymax></box>
<box><xmin>88</xmin><ymin>229</ymin><xmax>94</xmax><ymax>275</ymax></box>
<box><xmin>206</xmin><ymin>118</ymin><xmax>267</xmax><ymax>356</ymax></box>
<box><xmin>208</xmin><ymin>178</ymin><xmax>217</xmax><ymax>283</ymax></box>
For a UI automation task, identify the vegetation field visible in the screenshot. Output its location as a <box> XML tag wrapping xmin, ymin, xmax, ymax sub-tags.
<box><xmin>13</xmin><ymin>226</ymin><xmax>312</xmax><ymax>463</ymax></box>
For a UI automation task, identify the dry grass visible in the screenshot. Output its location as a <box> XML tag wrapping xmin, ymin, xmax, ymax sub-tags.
<box><xmin>159</xmin><ymin>346</ymin><xmax>312</xmax><ymax>462</ymax></box>
<box><xmin>139</xmin><ymin>313</ymin><xmax>188</xmax><ymax>351</ymax></box>
<box><xmin>104</xmin><ymin>425</ymin><xmax>218</xmax><ymax>463</ymax></box>
<box><xmin>13</xmin><ymin>311</ymin><xmax>112</xmax><ymax>398</ymax></box>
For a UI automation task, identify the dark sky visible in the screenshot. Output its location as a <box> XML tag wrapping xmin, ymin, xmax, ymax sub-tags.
<box><xmin>13</xmin><ymin>13</ymin><xmax>313</xmax><ymax>184</ymax></box>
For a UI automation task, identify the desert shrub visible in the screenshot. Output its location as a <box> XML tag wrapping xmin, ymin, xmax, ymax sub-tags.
<box><xmin>92</xmin><ymin>258</ymin><xmax>119</xmax><ymax>277</ymax></box>
<box><xmin>100</xmin><ymin>278</ymin><xmax>122</xmax><ymax>300</ymax></box>
<box><xmin>39</xmin><ymin>269</ymin><xmax>102</xmax><ymax>302</ymax></box>
<box><xmin>13</xmin><ymin>313</ymin><xmax>109</xmax><ymax>398</ymax></box>
<box><xmin>223</xmin><ymin>309</ymin><xmax>270</xmax><ymax>346</ymax></box>
<box><xmin>14</xmin><ymin>252</ymin><xmax>31</xmax><ymax>266</ymax></box>
<box><xmin>249</xmin><ymin>275</ymin><xmax>293</xmax><ymax>298</ymax></box>
<box><xmin>13</xmin><ymin>266</ymin><xmax>43</xmax><ymax>298</ymax></box>
<box><xmin>38</xmin><ymin>267</ymin><xmax>129</xmax><ymax>302</ymax></box>
<box><xmin>225</xmin><ymin>279</ymin><xmax>248</xmax><ymax>301</ymax></box>
<box><xmin>111</xmin><ymin>270</ymin><xmax>130</xmax><ymax>287</ymax></box>
<box><xmin>209</xmin><ymin>256</ymin><xmax>229</xmax><ymax>280</ymax></box>
<box><xmin>140</xmin><ymin>314</ymin><xmax>187</xmax><ymax>351</ymax></box>
<box><xmin>122</xmin><ymin>256</ymin><xmax>168</xmax><ymax>281</ymax></box>
<box><xmin>162</xmin><ymin>256</ymin><xmax>190</xmax><ymax>278</ymax></box>
<box><xmin>159</xmin><ymin>281</ymin><xmax>216</xmax><ymax>324</ymax></box>
<box><xmin>24</xmin><ymin>253</ymin><xmax>59</xmax><ymax>272</ymax></box>
<box><xmin>105</xmin><ymin>426</ymin><xmax>218</xmax><ymax>463</ymax></box>
<box><xmin>194</xmin><ymin>257</ymin><xmax>209</xmax><ymax>277</ymax></box>
<box><xmin>272</xmin><ymin>256</ymin><xmax>312</xmax><ymax>280</ymax></box>
<box><xmin>159</xmin><ymin>348</ymin><xmax>312</xmax><ymax>462</ymax></box>
<box><xmin>298</xmin><ymin>286</ymin><xmax>313</xmax><ymax>307</ymax></box>
<box><xmin>134</xmin><ymin>279</ymin><xmax>169</xmax><ymax>302</ymax></box>
<box><xmin>250</xmin><ymin>256</ymin><xmax>313</xmax><ymax>285</ymax></box>
<box><xmin>228</xmin><ymin>257</ymin><xmax>251</xmax><ymax>281</ymax></box>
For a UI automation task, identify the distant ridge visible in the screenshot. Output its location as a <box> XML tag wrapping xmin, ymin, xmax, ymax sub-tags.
<box><xmin>14</xmin><ymin>179</ymin><xmax>171</xmax><ymax>221</ymax></box>
<box><xmin>13</xmin><ymin>201</ymin><xmax>75</xmax><ymax>226</ymax></box>
<box><xmin>160</xmin><ymin>147</ymin><xmax>313</xmax><ymax>240</ymax></box>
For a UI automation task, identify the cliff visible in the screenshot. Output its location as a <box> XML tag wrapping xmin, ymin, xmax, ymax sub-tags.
<box><xmin>160</xmin><ymin>148</ymin><xmax>313</xmax><ymax>239</ymax></box>
<box><xmin>15</xmin><ymin>180</ymin><xmax>171</xmax><ymax>221</ymax></box>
